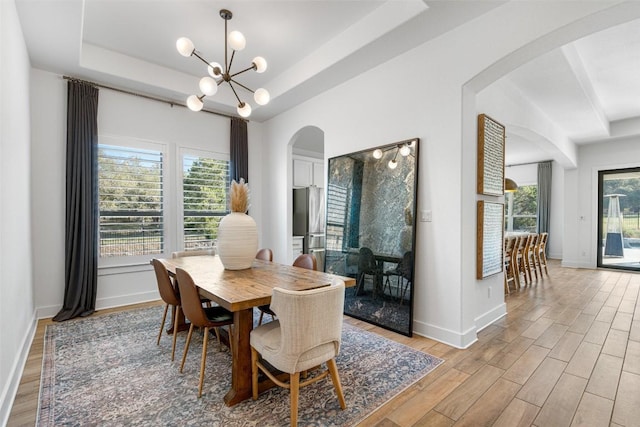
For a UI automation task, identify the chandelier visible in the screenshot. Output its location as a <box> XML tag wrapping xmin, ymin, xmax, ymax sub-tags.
<box><xmin>176</xmin><ymin>9</ymin><xmax>269</xmax><ymax>118</ymax></box>
<box><xmin>373</xmin><ymin>139</ymin><xmax>417</xmax><ymax>169</ymax></box>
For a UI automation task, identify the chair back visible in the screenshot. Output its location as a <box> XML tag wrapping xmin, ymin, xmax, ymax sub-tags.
<box><xmin>171</xmin><ymin>248</ymin><xmax>215</xmax><ymax>258</ymax></box>
<box><xmin>269</xmin><ymin>279</ymin><xmax>345</xmax><ymax>372</ymax></box>
<box><xmin>175</xmin><ymin>268</ymin><xmax>210</xmax><ymax>327</ymax></box>
<box><xmin>256</xmin><ymin>248</ymin><xmax>274</xmax><ymax>261</ymax></box>
<box><xmin>527</xmin><ymin>234</ymin><xmax>539</xmax><ymax>252</ymax></box>
<box><xmin>517</xmin><ymin>234</ymin><xmax>530</xmax><ymax>255</ymax></box>
<box><xmin>152</xmin><ymin>259</ymin><xmax>180</xmax><ymax>306</ymax></box>
<box><xmin>539</xmin><ymin>233</ymin><xmax>548</xmax><ymax>249</ymax></box>
<box><xmin>397</xmin><ymin>251</ymin><xmax>413</xmax><ymax>280</ymax></box>
<box><xmin>504</xmin><ymin>237</ymin><xmax>516</xmax><ymax>259</ymax></box>
<box><xmin>293</xmin><ymin>253</ymin><xmax>316</xmax><ymax>270</ymax></box>
<box><xmin>358</xmin><ymin>247</ymin><xmax>378</xmax><ymax>274</ymax></box>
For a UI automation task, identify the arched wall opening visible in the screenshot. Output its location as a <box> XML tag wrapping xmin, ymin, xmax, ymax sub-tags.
<box><xmin>459</xmin><ymin>2</ymin><xmax>640</xmax><ymax>344</ymax></box>
<box><xmin>285</xmin><ymin>125</ymin><xmax>325</xmax><ymax>264</ymax></box>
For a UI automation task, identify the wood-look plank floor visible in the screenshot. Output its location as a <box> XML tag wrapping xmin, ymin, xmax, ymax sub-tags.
<box><xmin>8</xmin><ymin>261</ymin><xmax>640</xmax><ymax>426</ymax></box>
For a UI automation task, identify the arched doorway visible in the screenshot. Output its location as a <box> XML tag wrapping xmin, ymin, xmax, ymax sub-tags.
<box><xmin>288</xmin><ymin>126</ymin><xmax>325</xmax><ymax>267</ymax></box>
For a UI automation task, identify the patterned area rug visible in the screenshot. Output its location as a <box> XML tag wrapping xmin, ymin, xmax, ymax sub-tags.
<box><xmin>37</xmin><ymin>305</ymin><xmax>443</xmax><ymax>426</ymax></box>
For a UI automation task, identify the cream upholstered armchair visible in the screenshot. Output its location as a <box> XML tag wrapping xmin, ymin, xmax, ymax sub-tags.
<box><xmin>250</xmin><ymin>279</ymin><xmax>346</xmax><ymax>427</ymax></box>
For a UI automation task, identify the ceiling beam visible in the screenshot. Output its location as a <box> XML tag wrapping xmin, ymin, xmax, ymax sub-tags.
<box><xmin>561</xmin><ymin>44</ymin><xmax>610</xmax><ymax>137</ymax></box>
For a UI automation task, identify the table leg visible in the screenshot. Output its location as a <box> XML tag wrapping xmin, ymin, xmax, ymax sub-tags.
<box><xmin>224</xmin><ymin>308</ymin><xmax>254</xmax><ymax>406</ymax></box>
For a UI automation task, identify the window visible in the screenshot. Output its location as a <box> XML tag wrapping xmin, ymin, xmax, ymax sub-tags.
<box><xmin>597</xmin><ymin>167</ymin><xmax>640</xmax><ymax>271</ymax></box>
<box><xmin>98</xmin><ymin>143</ymin><xmax>164</xmax><ymax>262</ymax></box>
<box><xmin>505</xmin><ymin>184</ymin><xmax>537</xmax><ymax>233</ymax></box>
<box><xmin>326</xmin><ymin>184</ymin><xmax>349</xmax><ymax>251</ymax></box>
<box><xmin>181</xmin><ymin>152</ymin><xmax>230</xmax><ymax>250</ymax></box>
<box><xmin>98</xmin><ymin>139</ymin><xmax>231</xmax><ymax>266</ymax></box>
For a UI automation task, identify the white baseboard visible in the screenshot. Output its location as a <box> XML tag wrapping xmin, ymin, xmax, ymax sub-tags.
<box><xmin>0</xmin><ymin>310</ymin><xmax>37</xmax><ymax>427</ymax></box>
<box><xmin>37</xmin><ymin>291</ymin><xmax>160</xmax><ymax>319</ymax></box>
<box><xmin>412</xmin><ymin>319</ymin><xmax>478</xmax><ymax>349</ymax></box>
<box><xmin>412</xmin><ymin>302</ymin><xmax>506</xmax><ymax>349</ymax></box>
<box><xmin>561</xmin><ymin>259</ymin><xmax>593</xmax><ymax>269</ymax></box>
<box><xmin>475</xmin><ymin>303</ymin><xmax>507</xmax><ymax>333</ymax></box>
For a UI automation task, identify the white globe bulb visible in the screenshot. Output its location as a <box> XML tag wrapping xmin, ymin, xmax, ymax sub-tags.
<box><xmin>373</xmin><ymin>149</ymin><xmax>383</xmax><ymax>159</ymax></box>
<box><xmin>228</xmin><ymin>31</ymin><xmax>246</xmax><ymax>51</ymax></box>
<box><xmin>176</xmin><ymin>37</ymin><xmax>194</xmax><ymax>57</ymax></box>
<box><xmin>252</xmin><ymin>56</ymin><xmax>267</xmax><ymax>73</ymax></box>
<box><xmin>199</xmin><ymin>77</ymin><xmax>218</xmax><ymax>96</ymax></box>
<box><xmin>254</xmin><ymin>88</ymin><xmax>270</xmax><ymax>105</ymax></box>
<box><xmin>388</xmin><ymin>159</ymin><xmax>398</xmax><ymax>170</ymax></box>
<box><xmin>399</xmin><ymin>145</ymin><xmax>411</xmax><ymax>157</ymax></box>
<box><xmin>237</xmin><ymin>102</ymin><xmax>252</xmax><ymax>118</ymax></box>
<box><xmin>207</xmin><ymin>62</ymin><xmax>223</xmax><ymax>78</ymax></box>
<box><xmin>186</xmin><ymin>95</ymin><xmax>203</xmax><ymax>112</ymax></box>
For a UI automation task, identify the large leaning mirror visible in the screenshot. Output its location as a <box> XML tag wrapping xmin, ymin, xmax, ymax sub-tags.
<box><xmin>325</xmin><ymin>138</ymin><xmax>419</xmax><ymax>336</ymax></box>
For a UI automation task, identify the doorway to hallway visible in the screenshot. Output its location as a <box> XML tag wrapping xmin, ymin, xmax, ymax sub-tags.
<box><xmin>597</xmin><ymin>167</ymin><xmax>640</xmax><ymax>271</ymax></box>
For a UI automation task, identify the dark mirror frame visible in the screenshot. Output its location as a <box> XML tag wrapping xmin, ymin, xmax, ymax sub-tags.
<box><xmin>324</xmin><ymin>138</ymin><xmax>419</xmax><ymax>336</ymax></box>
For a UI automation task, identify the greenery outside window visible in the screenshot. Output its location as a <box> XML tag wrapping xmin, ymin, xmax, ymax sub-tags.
<box><xmin>180</xmin><ymin>150</ymin><xmax>230</xmax><ymax>250</ymax></box>
<box><xmin>505</xmin><ymin>184</ymin><xmax>537</xmax><ymax>233</ymax></box>
<box><xmin>98</xmin><ymin>138</ymin><xmax>231</xmax><ymax>267</ymax></box>
<box><xmin>98</xmin><ymin>141</ymin><xmax>164</xmax><ymax>265</ymax></box>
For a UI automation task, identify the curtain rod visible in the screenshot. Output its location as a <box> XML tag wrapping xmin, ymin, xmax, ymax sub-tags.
<box><xmin>62</xmin><ymin>75</ymin><xmax>247</xmax><ymax>122</ymax></box>
<box><xmin>506</xmin><ymin>160</ymin><xmax>552</xmax><ymax>167</ymax></box>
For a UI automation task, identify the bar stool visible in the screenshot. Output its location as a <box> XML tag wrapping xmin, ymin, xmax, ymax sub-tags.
<box><xmin>534</xmin><ymin>232</ymin><xmax>549</xmax><ymax>276</ymax></box>
<box><xmin>525</xmin><ymin>234</ymin><xmax>539</xmax><ymax>281</ymax></box>
<box><xmin>504</xmin><ymin>236</ymin><xmax>518</xmax><ymax>294</ymax></box>
<box><xmin>516</xmin><ymin>234</ymin><xmax>532</xmax><ymax>286</ymax></box>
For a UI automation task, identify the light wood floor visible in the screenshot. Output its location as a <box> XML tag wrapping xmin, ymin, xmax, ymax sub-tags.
<box><xmin>8</xmin><ymin>261</ymin><xmax>640</xmax><ymax>426</ymax></box>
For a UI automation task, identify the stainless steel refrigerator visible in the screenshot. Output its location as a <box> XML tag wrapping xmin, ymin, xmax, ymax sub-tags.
<box><xmin>293</xmin><ymin>186</ymin><xmax>325</xmax><ymax>270</ymax></box>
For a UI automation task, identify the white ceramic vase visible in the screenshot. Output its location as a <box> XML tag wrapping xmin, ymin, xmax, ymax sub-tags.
<box><xmin>217</xmin><ymin>212</ymin><xmax>258</xmax><ymax>270</ymax></box>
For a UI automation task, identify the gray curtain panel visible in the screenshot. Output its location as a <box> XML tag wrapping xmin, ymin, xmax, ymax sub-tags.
<box><xmin>53</xmin><ymin>81</ymin><xmax>99</xmax><ymax>322</ymax></box>
<box><xmin>230</xmin><ymin>118</ymin><xmax>248</xmax><ymax>183</ymax></box>
<box><xmin>537</xmin><ymin>161</ymin><xmax>552</xmax><ymax>236</ymax></box>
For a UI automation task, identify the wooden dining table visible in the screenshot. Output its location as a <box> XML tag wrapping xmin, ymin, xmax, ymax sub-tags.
<box><xmin>156</xmin><ymin>255</ymin><xmax>355</xmax><ymax>406</ymax></box>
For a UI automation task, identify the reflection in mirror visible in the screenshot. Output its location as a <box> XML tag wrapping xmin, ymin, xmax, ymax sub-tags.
<box><xmin>325</xmin><ymin>139</ymin><xmax>419</xmax><ymax>336</ymax></box>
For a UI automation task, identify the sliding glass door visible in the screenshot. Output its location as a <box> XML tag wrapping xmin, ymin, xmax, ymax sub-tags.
<box><xmin>597</xmin><ymin>167</ymin><xmax>640</xmax><ymax>271</ymax></box>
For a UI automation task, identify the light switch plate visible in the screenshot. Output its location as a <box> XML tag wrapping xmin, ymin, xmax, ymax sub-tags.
<box><xmin>420</xmin><ymin>210</ymin><xmax>432</xmax><ymax>222</ymax></box>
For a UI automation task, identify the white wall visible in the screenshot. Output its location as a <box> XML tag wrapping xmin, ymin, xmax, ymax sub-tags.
<box><xmin>30</xmin><ymin>69</ymin><xmax>266</xmax><ymax>318</ymax></box>
<box><xmin>549</xmin><ymin>161</ymin><xmax>565</xmax><ymax>259</ymax></box>
<box><xmin>563</xmin><ymin>136</ymin><xmax>640</xmax><ymax>268</ymax></box>
<box><xmin>259</xmin><ymin>1</ymin><xmax>627</xmax><ymax>348</ymax></box>
<box><xmin>0</xmin><ymin>0</ymin><xmax>36</xmax><ymax>423</ymax></box>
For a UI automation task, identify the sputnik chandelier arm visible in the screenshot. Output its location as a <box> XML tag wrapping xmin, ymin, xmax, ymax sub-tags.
<box><xmin>176</xmin><ymin>9</ymin><xmax>269</xmax><ymax>118</ymax></box>
<box><xmin>372</xmin><ymin>139</ymin><xmax>417</xmax><ymax>169</ymax></box>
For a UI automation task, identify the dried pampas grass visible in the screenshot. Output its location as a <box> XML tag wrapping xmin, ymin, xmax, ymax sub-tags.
<box><xmin>230</xmin><ymin>178</ymin><xmax>249</xmax><ymax>213</ymax></box>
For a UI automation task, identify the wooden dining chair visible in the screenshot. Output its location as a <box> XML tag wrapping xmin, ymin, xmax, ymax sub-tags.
<box><xmin>171</xmin><ymin>249</ymin><xmax>214</xmax><ymax>308</ymax></box>
<box><xmin>503</xmin><ymin>237</ymin><xmax>517</xmax><ymax>294</ymax></box>
<box><xmin>256</xmin><ymin>249</ymin><xmax>275</xmax><ymax>325</ymax></box>
<box><xmin>292</xmin><ymin>253</ymin><xmax>317</xmax><ymax>270</ymax></box>
<box><xmin>152</xmin><ymin>259</ymin><xmax>182</xmax><ymax>361</ymax></box>
<box><xmin>251</xmin><ymin>279</ymin><xmax>347</xmax><ymax>427</ymax></box>
<box><xmin>382</xmin><ymin>251</ymin><xmax>412</xmax><ymax>303</ymax></box>
<box><xmin>515</xmin><ymin>235</ymin><xmax>531</xmax><ymax>286</ymax></box>
<box><xmin>176</xmin><ymin>267</ymin><xmax>235</xmax><ymax>398</ymax></box>
<box><xmin>510</xmin><ymin>236</ymin><xmax>522</xmax><ymax>288</ymax></box>
<box><xmin>525</xmin><ymin>233</ymin><xmax>539</xmax><ymax>281</ymax></box>
<box><xmin>255</xmin><ymin>248</ymin><xmax>273</xmax><ymax>262</ymax></box>
<box><xmin>354</xmin><ymin>247</ymin><xmax>382</xmax><ymax>297</ymax></box>
<box><xmin>534</xmin><ymin>232</ymin><xmax>550</xmax><ymax>276</ymax></box>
